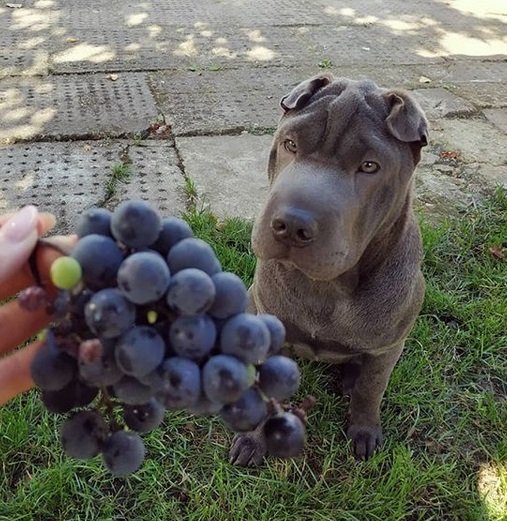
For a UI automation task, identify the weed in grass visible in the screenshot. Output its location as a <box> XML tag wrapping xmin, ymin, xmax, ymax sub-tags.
<box><xmin>318</xmin><ymin>58</ymin><xmax>333</xmax><ymax>69</ymax></box>
<box><xmin>183</xmin><ymin>177</ymin><xmax>200</xmax><ymax>211</ymax></box>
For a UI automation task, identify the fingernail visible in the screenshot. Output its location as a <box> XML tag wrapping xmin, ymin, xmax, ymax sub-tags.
<box><xmin>3</xmin><ymin>205</ymin><xmax>38</xmax><ymax>242</ymax></box>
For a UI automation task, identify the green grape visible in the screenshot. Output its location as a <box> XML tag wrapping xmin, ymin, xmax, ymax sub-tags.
<box><xmin>147</xmin><ymin>310</ymin><xmax>158</xmax><ymax>324</ymax></box>
<box><xmin>246</xmin><ymin>364</ymin><xmax>257</xmax><ymax>387</ymax></box>
<box><xmin>50</xmin><ymin>256</ymin><xmax>82</xmax><ymax>290</ymax></box>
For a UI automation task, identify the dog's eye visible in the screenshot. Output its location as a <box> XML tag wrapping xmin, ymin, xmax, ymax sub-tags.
<box><xmin>359</xmin><ymin>161</ymin><xmax>380</xmax><ymax>174</ymax></box>
<box><xmin>283</xmin><ymin>139</ymin><xmax>297</xmax><ymax>153</ymax></box>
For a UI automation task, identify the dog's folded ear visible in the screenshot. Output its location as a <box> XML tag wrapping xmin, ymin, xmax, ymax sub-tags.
<box><xmin>384</xmin><ymin>91</ymin><xmax>429</xmax><ymax>147</ymax></box>
<box><xmin>281</xmin><ymin>74</ymin><xmax>334</xmax><ymax>112</ymax></box>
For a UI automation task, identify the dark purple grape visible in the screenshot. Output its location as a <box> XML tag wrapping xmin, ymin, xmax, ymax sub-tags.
<box><xmin>76</xmin><ymin>208</ymin><xmax>113</xmax><ymax>238</ymax></box>
<box><xmin>102</xmin><ymin>430</ymin><xmax>145</xmax><ymax>476</ymax></box>
<box><xmin>117</xmin><ymin>251</ymin><xmax>170</xmax><ymax>305</ymax></box>
<box><xmin>152</xmin><ymin>217</ymin><xmax>193</xmax><ymax>256</ymax></box>
<box><xmin>258</xmin><ymin>355</ymin><xmax>300</xmax><ymax>400</ymax></box>
<box><xmin>169</xmin><ymin>314</ymin><xmax>216</xmax><ymax>359</ymax></box>
<box><xmin>31</xmin><ymin>330</ymin><xmax>77</xmax><ymax>391</ymax></box>
<box><xmin>220</xmin><ymin>388</ymin><xmax>267</xmax><ymax>432</ymax></box>
<box><xmin>72</xmin><ymin>234</ymin><xmax>124</xmax><ymax>290</ymax></box>
<box><xmin>166</xmin><ymin>268</ymin><xmax>215</xmax><ymax>316</ymax></box>
<box><xmin>115</xmin><ymin>326</ymin><xmax>165</xmax><ymax>378</ymax></box>
<box><xmin>208</xmin><ymin>272</ymin><xmax>248</xmax><ymax>319</ymax></box>
<box><xmin>84</xmin><ymin>288</ymin><xmax>136</xmax><ymax>339</ymax></box>
<box><xmin>78</xmin><ymin>338</ymin><xmax>123</xmax><ymax>387</ymax></box>
<box><xmin>18</xmin><ymin>286</ymin><xmax>48</xmax><ymax>312</ymax></box>
<box><xmin>60</xmin><ymin>410</ymin><xmax>108</xmax><ymax>459</ymax></box>
<box><xmin>113</xmin><ymin>376</ymin><xmax>153</xmax><ymax>405</ymax></box>
<box><xmin>188</xmin><ymin>395</ymin><xmax>223</xmax><ymax>416</ymax></box>
<box><xmin>167</xmin><ymin>238</ymin><xmax>221</xmax><ymax>275</ymax></box>
<box><xmin>155</xmin><ymin>357</ymin><xmax>201</xmax><ymax>409</ymax></box>
<box><xmin>264</xmin><ymin>412</ymin><xmax>305</xmax><ymax>458</ymax></box>
<box><xmin>259</xmin><ymin>314</ymin><xmax>286</xmax><ymax>355</ymax></box>
<box><xmin>111</xmin><ymin>200</ymin><xmax>161</xmax><ymax>249</ymax></box>
<box><xmin>42</xmin><ymin>379</ymin><xmax>98</xmax><ymax>414</ymax></box>
<box><xmin>69</xmin><ymin>289</ymin><xmax>94</xmax><ymax>317</ymax></box>
<box><xmin>220</xmin><ymin>313</ymin><xmax>270</xmax><ymax>364</ymax></box>
<box><xmin>202</xmin><ymin>354</ymin><xmax>250</xmax><ymax>404</ymax></box>
<box><xmin>123</xmin><ymin>398</ymin><xmax>165</xmax><ymax>433</ymax></box>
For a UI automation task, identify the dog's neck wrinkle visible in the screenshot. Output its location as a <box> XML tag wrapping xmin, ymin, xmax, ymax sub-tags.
<box><xmin>358</xmin><ymin>195</ymin><xmax>413</xmax><ymax>278</ymax></box>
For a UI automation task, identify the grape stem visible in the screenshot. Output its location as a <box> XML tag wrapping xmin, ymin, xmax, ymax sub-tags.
<box><xmin>99</xmin><ymin>388</ymin><xmax>123</xmax><ymax>432</ymax></box>
<box><xmin>291</xmin><ymin>395</ymin><xmax>317</xmax><ymax>425</ymax></box>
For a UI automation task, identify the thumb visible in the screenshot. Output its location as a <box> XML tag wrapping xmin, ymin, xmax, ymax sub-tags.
<box><xmin>0</xmin><ymin>206</ymin><xmax>40</xmax><ymax>282</ymax></box>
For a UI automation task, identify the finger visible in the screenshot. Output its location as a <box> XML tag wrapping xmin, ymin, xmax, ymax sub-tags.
<box><xmin>0</xmin><ymin>206</ymin><xmax>40</xmax><ymax>282</ymax></box>
<box><xmin>0</xmin><ymin>300</ymin><xmax>51</xmax><ymax>355</ymax></box>
<box><xmin>0</xmin><ymin>235</ymin><xmax>77</xmax><ymax>301</ymax></box>
<box><xmin>0</xmin><ymin>340</ymin><xmax>42</xmax><ymax>406</ymax></box>
<box><xmin>0</xmin><ymin>212</ymin><xmax>56</xmax><ymax>235</ymax></box>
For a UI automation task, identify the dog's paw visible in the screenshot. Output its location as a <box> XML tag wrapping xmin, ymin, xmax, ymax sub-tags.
<box><xmin>229</xmin><ymin>432</ymin><xmax>267</xmax><ymax>467</ymax></box>
<box><xmin>347</xmin><ymin>423</ymin><xmax>383</xmax><ymax>460</ymax></box>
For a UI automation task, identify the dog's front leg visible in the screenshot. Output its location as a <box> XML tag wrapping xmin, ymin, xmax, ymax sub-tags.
<box><xmin>229</xmin><ymin>418</ymin><xmax>268</xmax><ymax>466</ymax></box>
<box><xmin>346</xmin><ymin>342</ymin><xmax>404</xmax><ymax>460</ymax></box>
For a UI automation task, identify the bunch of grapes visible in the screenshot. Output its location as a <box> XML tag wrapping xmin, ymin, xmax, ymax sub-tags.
<box><xmin>20</xmin><ymin>200</ymin><xmax>308</xmax><ymax>476</ymax></box>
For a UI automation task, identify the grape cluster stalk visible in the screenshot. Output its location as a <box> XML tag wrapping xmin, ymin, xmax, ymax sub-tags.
<box><xmin>21</xmin><ymin>200</ymin><xmax>312</xmax><ymax>476</ymax></box>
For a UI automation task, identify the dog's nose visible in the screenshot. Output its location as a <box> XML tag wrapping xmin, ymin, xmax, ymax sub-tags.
<box><xmin>271</xmin><ymin>208</ymin><xmax>317</xmax><ymax>247</ymax></box>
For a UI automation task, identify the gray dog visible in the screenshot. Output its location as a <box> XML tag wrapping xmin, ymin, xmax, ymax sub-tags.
<box><xmin>230</xmin><ymin>74</ymin><xmax>429</xmax><ymax>465</ymax></box>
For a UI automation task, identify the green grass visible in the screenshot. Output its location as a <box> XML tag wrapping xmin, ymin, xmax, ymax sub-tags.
<box><xmin>1</xmin><ymin>190</ymin><xmax>506</xmax><ymax>521</ymax></box>
<box><xmin>104</xmin><ymin>163</ymin><xmax>131</xmax><ymax>201</ymax></box>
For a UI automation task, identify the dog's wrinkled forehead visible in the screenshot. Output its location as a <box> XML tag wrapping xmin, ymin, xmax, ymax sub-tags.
<box><xmin>279</xmin><ymin>74</ymin><xmax>429</xmax><ymax>147</ymax></box>
<box><xmin>282</xmin><ymin>77</ymin><xmax>387</xmax><ymax>124</ymax></box>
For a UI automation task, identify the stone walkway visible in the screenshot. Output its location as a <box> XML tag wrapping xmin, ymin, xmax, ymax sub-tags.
<box><xmin>0</xmin><ymin>0</ymin><xmax>506</xmax><ymax>229</ymax></box>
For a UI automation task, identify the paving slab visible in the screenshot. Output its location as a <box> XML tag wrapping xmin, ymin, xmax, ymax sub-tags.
<box><xmin>54</xmin><ymin>0</ymin><xmax>333</xmax><ymax>28</ymax></box>
<box><xmin>420</xmin><ymin>61</ymin><xmax>507</xmax><ymax>84</ymax></box>
<box><xmin>176</xmin><ymin>134</ymin><xmax>272</xmax><ymax>219</ymax></box>
<box><xmin>415</xmin><ymin>165</ymin><xmax>477</xmax><ymax>211</ymax></box>
<box><xmin>448</xmin><ymin>82</ymin><xmax>507</xmax><ymax>109</ymax></box>
<box><xmin>106</xmin><ymin>143</ymin><xmax>186</xmax><ymax>217</ymax></box>
<box><xmin>317</xmin><ymin>0</ymin><xmax>507</xmax><ymax>32</ymax></box>
<box><xmin>0</xmin><ymin>73</ymin><xmax>158</xmax><ymax>142</ymax></box>
<box><xmin>432</xmin><ymin>118</ymin><xmax>507</xmax><ymax>167</ymax></box>
<box><xmin>150</xmin><ymin>67</ymin><xmax>321</xmax><ymax>135</ymax></box>
<box><xmin>483</xmin><ymin>108</ymin><xmax>507</xmax><ymax>134</ymax></box>
<box><xmin>48</xmin><ymin>26</ymin><xmax>322</xmax><ymax>74</ymax></box>
<box><xmin>0</xmin><ymin>140</ymin><xmax>185</xmax><ymax>232</ymax></box>
<box><xmin>0</xmin><ymin>49</ymin><xmax>48</xmax><ymax>78</ymax></box>
<box><xmin>463</xmin><ymin>163</ymin><xmax>507</xmax><ymax>189</ymax></box>
<box><xmin>302</xmin><ymin>25</ymin><xmax>445</xmax><ymax>66</ymax></box>
<box><xmin>410</xmin><ymin>87</ymin><xmax>477</xmax><ymax>118</ymax></box>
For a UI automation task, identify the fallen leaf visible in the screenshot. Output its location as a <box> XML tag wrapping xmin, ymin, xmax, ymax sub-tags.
<box><xmin>109</xmin><ymin>74</ymin><xmax>119</xmax><ymax>81</ymax></box>
<box><xmin>439</xmin><ymin>150</ymin><xmax>460</xmax><ymax>160</ymax></box>
<box><xmin>419</xmin><ymin>75</ymin><xmax>431</xmax><ymax>83</ymax></box>
<box><xmin>6</xmin><ymin>3</ymin><xmax>23</xmax><ymax>7</ymax></box>
<box><xmin>489</xmin><ymin>246</ymin><xmax>504</xmax><ymax>259</ymax></box>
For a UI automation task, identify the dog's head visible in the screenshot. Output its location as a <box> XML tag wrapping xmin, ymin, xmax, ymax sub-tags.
<box><xmin>252</xmin><ymin>74</ymin><xmax>429</xmax><ymax>281</ymax></box>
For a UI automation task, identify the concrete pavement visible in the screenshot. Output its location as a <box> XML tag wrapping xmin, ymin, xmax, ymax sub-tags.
<box><xmin>0</xmin><ymin>0</ymin><xmax>506</xmax><ymax>228</ymax></box>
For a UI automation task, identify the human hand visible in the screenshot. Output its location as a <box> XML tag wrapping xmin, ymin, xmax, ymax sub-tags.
<box><xmin>0</xmin><ymin>206</ymin><xmax>76</xmax><ymax>405</ymax></box>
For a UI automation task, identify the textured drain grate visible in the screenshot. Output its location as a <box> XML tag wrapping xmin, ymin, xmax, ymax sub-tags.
<box><xmin>0</xmin><ymin>141</ymin><xmax>185</xmax><ymax>232</ymax></box>
<box><xmin>0</xmin><ymin>73</ymin><xmax>158</xmax><ymax>142</ymax></box>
